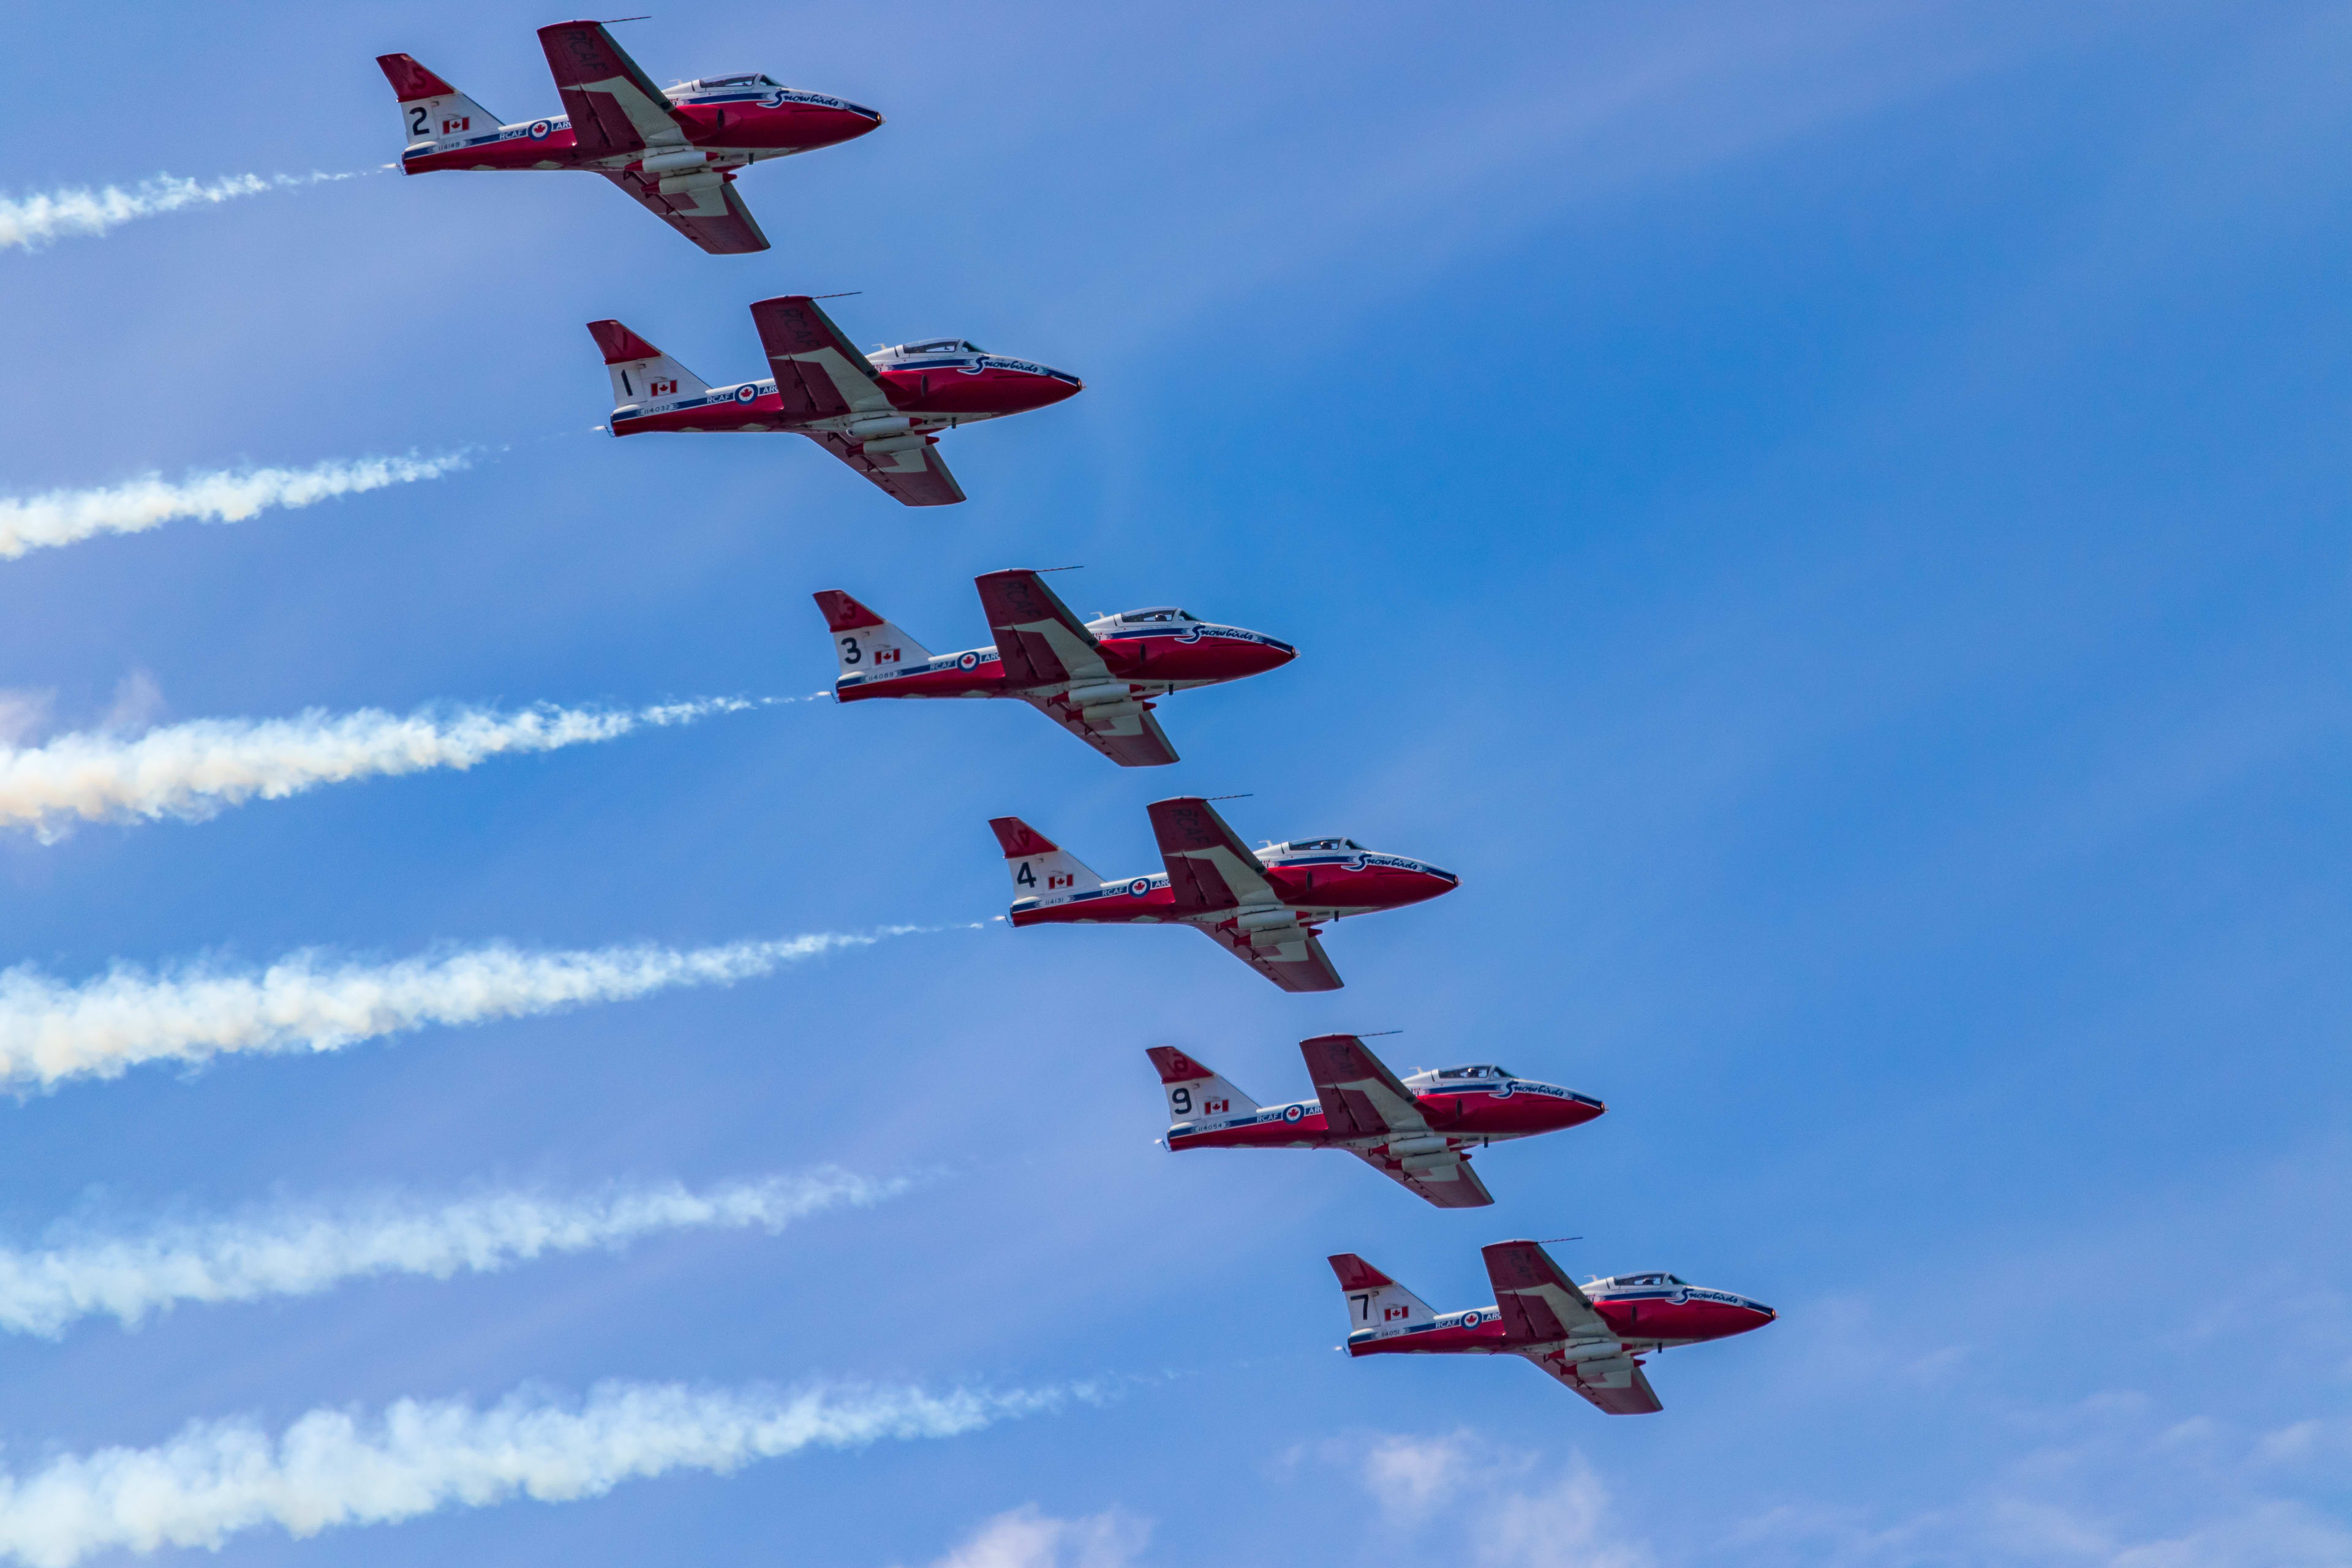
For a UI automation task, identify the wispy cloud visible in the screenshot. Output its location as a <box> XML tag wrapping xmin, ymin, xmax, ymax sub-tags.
<box><xmin>914</xmin><ymin>1506</ymin><xmax>1152</xmax><ymax>1568</ymax></box>
<box><xmin>0</xmin><ymin>171</ymin><xmax>366</xmax><ymax>251</ymax></box>
<box><xmin>0</xmin><ymin>695</ymin><xmax>769</xmax><ymax>839</ymax></box>
<box><xmin>0</xmin><ymin>1378</ymin><xmax>1077</xmax><ymax>1566</ymax></box>
<box><xmin>0</xmin><ymin>450</ymin><xmax>471</xmax><ymax>560</ymax></box>
<box><xmin>0</xmin><ymin>927</ymin><xmax>941</xmax><ymax>1091</ymax></box>
<box><xmin>1348</xmin><ymin>1431</ymin><xmax>1654</xmax><ymax>1568</ymax></box>
<box><xmin>0</xmin><ymin>1168</ymin><xmax>907</xmax><ymax>1338</ymax></box>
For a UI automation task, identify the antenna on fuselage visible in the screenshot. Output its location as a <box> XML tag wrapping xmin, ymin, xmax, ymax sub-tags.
<box><xmin>605</xmin><ymin>15</ymin><xmax>651</xmax><ymax>21</ymax></box>
<box><xmin>1207</xmin><ymin>794</ymin><xmax>1253</xmax><ymax>801</ymax></box>
<box><xmin>1538</xmin><ymin>1235</ymin><xmax>1583</xmax><ymax>1244</ymax></box>
<box><xmin>1034</xmin><ymin>565</ymin><xmax>1084</xmax><ymax>573</ymax></box>
<box><xmin>810</xmin><ymin>292</ymin><xmax>862</xmax><ymax>300</ymax></box>
<box><xmin>1357</xmin><ymin>1030</ymin><xmax>1403</xmax><ymax>1037</ymax></box>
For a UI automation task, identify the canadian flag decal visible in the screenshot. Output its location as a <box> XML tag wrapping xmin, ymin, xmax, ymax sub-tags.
<box><xmin>1384</xmin><ymin>1304</ymin><xmax>1410</xmax><ymax>1321</ymax></box>
<box><xmin>873</xmin><ymin>647</ymin><xmax>902</xmax><ymax>665</ymax></box>
<box><xmin>1205</xmin><ymin>1096</ymin><xmax>1229</xmax><ymax>1114</ymax></box>
<box><xmin>649</xmin><ymin>377</ymin><xmax>678</xmax><ymax>396</ymax></box>
<box><xmin>1047</xmin><ymin>872</ymin><xmax>1074</xmax><ymax>889</ymax></box>
<box><xmin>442</xmin><ymin>115</ymin><xmax>471</xmax><ymax>133</ymax></box>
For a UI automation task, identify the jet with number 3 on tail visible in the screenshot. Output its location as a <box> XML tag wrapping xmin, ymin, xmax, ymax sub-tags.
<box><xmin>988</xmin><ymin>797</ymin><xmax>1457</xmax><ymax>992</ymax></box>
<box><xmin>589</xmin><ymin>296</ymin><xmax>1082</xmax><ymax>506</ymax></box>
<box><xmin>1331</xmin><ymin>1240</ymin><xmax>1775</xmax><ymax>1414</ymax></box>
<box><xmin>377</xmin><ymin>21</ymin><xmax>881</xmax><ymax>255</ymax></box>
<box><xmin>815</xmin><ymin>571</ymin><xmax>1294</xmax><ymax>766</ymax></box>
<box><xmin>1148</xmin><ymin>1038</ymin><xmax>1605</xmax><ymax>1208</ymax></box>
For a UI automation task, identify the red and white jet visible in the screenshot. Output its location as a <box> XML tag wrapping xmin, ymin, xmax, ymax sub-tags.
<box><xmin>988</xmin><ymin>796</ymin><xmax>1458</xmax><ymax>992</ymax></box>
<box><xmin>1149</xmin><ymin>1036</ymin><xmax>1605</xmax><ymax>1208</ymax></box>
<box><xmin>815</xmin><ymin>570</ymin><xmax>1294</xmax><ymax>766</ymax></box>
<box><xmin>590</xmin><ymin>296</ymin><xmax>1082</xmax><ymax>506</ymax></box>
<box><xmin>377</xmin><ymin>21</ymin><xmax>881</xmax><ymax>254</ymax></box>
<box><xmin>1332</xmin><ymin>1240</ymin><xmax>1775</xmax><ymax>1414</ymax></box>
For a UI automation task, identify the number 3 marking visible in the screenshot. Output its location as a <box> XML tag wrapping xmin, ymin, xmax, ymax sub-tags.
<box><xmin>840</xmin><ymin>636</ymin><xmax>861</xmax><ymax>665</ymax></box>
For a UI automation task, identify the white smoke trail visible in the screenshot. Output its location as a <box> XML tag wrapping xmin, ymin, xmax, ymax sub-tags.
<box><xmin>0</xmin><ymin>1378</ymin><xmax>1080</xmax><ymax>1566</ymax></box>
<box><xmin>0</xmin><ymin>1168</ymin><xmax>907</xmax><ymax>1338</ymax></box>
<box><xmin>0</xmin><ymin>695</ymin><xmax>766</xmax><ymax>838</ymax></box>
<box><xmin>0</xmin><ymin>926</ymin><xmax>938</xmax><ymax>1091</ymax></box>
<box><xmin>0</xmin><ymin>171</ymin><xmax>364</xmax><ymax>251</ymax></box>
<box><xmin>0</xmin><ymin>450</ymin><xmax>471</xmax><ymax>560</ymax></box>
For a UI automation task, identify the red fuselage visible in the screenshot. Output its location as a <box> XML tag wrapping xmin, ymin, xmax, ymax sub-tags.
<box><xmin>1169</xmin><ymin>1077</ymin><xmax>1604</xmax><ymax>1153</ymax></box>
<box><xmin>608</xmin><ymin>358</ymin><xmax>1081</xmax><ymax>436</ymax></box>
<box><xmin>1008</xmin><ymin>851</ymin><xmax>1457</xmax><ymax>931</ymax></box>
<box><xmin>837</xmin><ymin>622</ymin><xmax>1294</xmax><ymax>705</ymax></box>
<box><xmin>400</xmin><ymin>95</ymin><xmax>880</xmax><ymax>176</ymax></box>
<box><xmin>1350</xmin><ymin>1286</ymin><xmax>1776</xmax><ymax>1358</ymax></box>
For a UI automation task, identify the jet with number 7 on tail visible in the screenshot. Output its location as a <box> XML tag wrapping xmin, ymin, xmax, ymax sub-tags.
<box><xmin>1331</xmin><ymin>1240</ymin><xmax>1775</xmax><ymax>1414</ymax></box>
<box><xmin>1149</xmin><ymin>1036</ymin><xmax>1605</xmax><ymax>1208</ymax></box>
<box><xmin>377</xmin><ymin>21</ymin><xmax>882</xmax><ymax>255</ymax></box>
<box><xmin>988</xmin><ymin>797</ymin><xmax>1457</xmax><ymax>992</ymax></box>
<box><xmin>816</xmin><ymin>570</ymin><xmax>1294</xmax><ymax>766</ymax></box>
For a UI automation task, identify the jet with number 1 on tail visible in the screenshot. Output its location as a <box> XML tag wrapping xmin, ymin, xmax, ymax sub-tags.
<box><xmin>988</xmin><ymin>796</ymin><xmax>1457</xmax><ymax>992</ymax></box>
<box><xmin>1331</xmin><ymin>1240</ymin><xmax>1776</xmax><ymax>1414</ymax></box>
<box><xmin>589</xmin><ymin>295</ymin><xmax>1082</xmax><ymax>506</ymax></box>
<box><xmin>377</xmin><ymin>21</ymin><xmax>881</xmax><ymax>254</ymax></box>
<box><xmin>815</xmin><ymin>570</ymin><xmax>1294</xmax><ymax>766</ymax></box>
<box><xmin>1148</xmin><ymin>1037</ymin><xmax>1605</xmax><ymax>1208</ymax></box>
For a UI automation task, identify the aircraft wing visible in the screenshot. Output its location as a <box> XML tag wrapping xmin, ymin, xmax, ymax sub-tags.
<box><xmin>1519</xmin><ymin>1350</ymin><xmax>1665</xmax><ymax>1415</ymax></box>
<box><xmin>538</xmin><ymin>21</ymin><xmax>695</xmax><ymax>156</ymax></box>
<box><xmin>1299</xmin><ymin>1034</ymin><xmax>1428</xmax><ymax>1137</ymax></box>
<box><xmin>1022</xmin><ymin>695</ymin><xmax>1179</xmax><ymax>767</ymax></box>
<box><xmin>1191</xmin><ymin>921</ymin><xmax>1343</xmax><ymax>993</ymax></box>
<box><xmin>1148</xmin><ymin>796</ymin><xmax>1278</xmax><ymax>911</ymax></box>
<box><xmin>595</xmin><ymin>167</ymin><xmax>770</xmax><ymax>255</ymax></box>
<box><xmin>1346</xmin><ymin>1146</ymin><xmax>1494</xmax><ymax>1209</ymax></box>
<box><xmin>1481</xmin><ymin>1240</ymin><xmax>1613</xmax><ymax>1345</ymax></box>
<box><xmin>799</xmin><ymin>432</ymin><xmax>966</xmax><ymax>507</ymax></box>
<box><xmin>975</xmin><ymin>570</ymin><xmax>1115</xmax><ymax>687</ymax></box>
<box><xmin>750</xmin><ymin>295</ymin><xmax>895</xmax><ymax>421</ymax></box>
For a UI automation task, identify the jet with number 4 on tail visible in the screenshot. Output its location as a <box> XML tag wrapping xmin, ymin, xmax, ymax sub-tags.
<box><xmin>1331</xmin><ymin>1240</ymin><xmax>1775</xmax><ymax>1414</ymax></box>
<box><xmin>589</xmin><ymin>296</ymin><xmax>1082</xmax><ymax>506</ymax></box>
<box><xmin>988</xmin><ymin>797</ymin><xmax>1457</xmax><ymax>992</ymax></box>
<box><xmin>377</xmin><ymin>21</ymin><xmax>881</xmax><ymax>254</ymax></box>
<box><xmin>1148</xmin><ymin>1038</ymin><xmax>1604</xmax><ymax>1208</ymax></box>
<box><xmin>816</xmin><ymin>571</ymin><xmax>1294</xmax><ymax>766</ymax></box>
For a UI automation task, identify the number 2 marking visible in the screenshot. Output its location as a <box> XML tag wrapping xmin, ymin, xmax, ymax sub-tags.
<box><xmin>409</xmin><ymin>105</ymin><xmax>429</xmax><ymax>137</ymax></box>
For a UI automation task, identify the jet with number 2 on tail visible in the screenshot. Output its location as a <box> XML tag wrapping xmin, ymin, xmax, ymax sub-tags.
<box><xmin>377</xmin><ymin>21</ymin><xmax>881</xmax><ymax>255</ymax></box>
<box><xmin>589</xmin><ymin>296</ymin><xmax>1082</xmax><ymax>506</ymax></box>
<box><xmin>988</xmin><ymin>796</ymin><xmax>1457</xmax><ymax>992</ymax></box>
<box><xmin>1148</xmin><ymin>1037</ymin><xmax>1605</xmax><ymax>1208</ymax></box>
<box><xmin>815</xmin><ymin>570</ymin><xmax>1294</xmax><ymax>766</ymax></box>
<box><xmin>1331</xmin><ymin>1240</ymin><xmax>1775</xmax><ymax>1414</ymax></box>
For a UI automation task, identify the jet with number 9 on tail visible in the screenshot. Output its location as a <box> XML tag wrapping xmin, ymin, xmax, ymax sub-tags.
<box><xmin>1148</xmin><ymin>1036</ymin><xmax>1605</xmax><ymax>1208</ymax></box>
<box><xmin>988</xmin><ymin>796</ymin><xmax>1457</xmax><ymax>992</ymax></box>
<box><xmin>815</xmin><ymin>570</ymin><xmax>1294</xmax><ymax>766</ymax></box>
<box><xmin>377</xmin><ymin>21</ymin><xmax>882</xmax><ymax>254</ymax></box>
<box><xmin>1331</xmin><ymin>1240</ymin><xmax>1775</xmax><ymax>1414</ymax></box>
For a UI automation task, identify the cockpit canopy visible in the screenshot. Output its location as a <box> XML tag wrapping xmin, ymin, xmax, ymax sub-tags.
<box><xmin>1603</xmin><ymin>1272</ymin><xmax>1686</xmax><ymax>1289</ymax></box>
<box><xmin>687</xmin><ymin>73</ymin><xmax>782</xmax><ymax>90</ymax></box>
<box><xmin>1433</xmin><ymin>1063</ymin><xmax>1513</xmax><ymax>1080</ymax></box>
<box><xmin>1114</xmin><ymin>606</ymin><xmax>1196</xmax><ymax>624</ymax></box>
<box><xmin>1276</xmin><ymin>837</ymin><xmax>1365</xmax><ymax>854</ymax></box>
<box><xmin>885</xmin><ymin>338</ymin><xmax>985</xmax><ymax>358</ymax></box>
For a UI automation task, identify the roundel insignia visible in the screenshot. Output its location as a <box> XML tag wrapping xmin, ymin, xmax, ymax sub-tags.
<box><xmin>529</xmin><ymin>119</ymin><xmax>552</xmax><ymax>139</ymax></box>
<box><xmin>958</xmin><ymin>652</ymin><xmax>981</xmax><ymax>671</ymax></box>
<box><xmin>735</xmin><ymin>385</ymin><xmax>758</xmax><ymax>404</ymax></box>
<box><xmin>1461</xmin><ymin>1310</ymin><xmax>1481</xmax><ymax>1326</ymax></box>
<box><xmin>1128</xmin><ymin>878</ymin><xmax>1150</xmax><ymax>897</ymax></box>
<box><xmin>1283</xmin><ymin>1104</ymin><xmax>1304</xmax><ymax>1122</ymax></box>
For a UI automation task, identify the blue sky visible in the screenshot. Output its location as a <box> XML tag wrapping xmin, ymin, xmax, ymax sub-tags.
<box><xmin>0</xmin><ymin>1</ymin><xmax>2348</xmax><ymax>1563</ymax></box>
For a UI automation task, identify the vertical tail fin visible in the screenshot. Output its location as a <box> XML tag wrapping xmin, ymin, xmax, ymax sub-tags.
<box><xmin>376</xmin><ymin>55</ymin><xmax>504</xmax><ymax>149</ymax></box>
<box><xmin>812</xmin><ymin>591</ymin><xmax>935</xmax><ymax>682</ymax></box>
<box><xmin>1329</xmin><ymin>1254</ymin><xmax>1437</xmax><ymax>1348</ymax></box>
<box><xmin>988</xmin><ymin>817</ymin><xmax>1104</xmax><ymax>900</ymax></box>
<box><xmin>1145</xmin><ymin>1047</ymin><xmax>1261</xmax><ymax>1126</ymax></box>
<box><xmin>586</xmin><ymin>320</ymin><xmax>712</xmax><ymax>412</ymax></box>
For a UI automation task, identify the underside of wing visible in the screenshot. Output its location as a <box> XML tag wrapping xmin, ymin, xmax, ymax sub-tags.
<box><xmin>1193</xmin><ymin>921</ymin><xmax>1343</xmax><ymax>992</ymax></box>
<box><xmin>1148</xmin><ymin>796</ymin><xmax>1279</xmax><ymax>911</ymax></box>
<box><xmin>1520</xmin><ymin>1351</ymin><xmax>1664</xmax><ymax>1415</ymax></box>
<box><xmin>1346</xmin><ymin>1147</ymin><xmax>1495</xmax><ymax>1209</ymax></box>
<box><xmin>539</xmin><ymin>21</ymin><xmax>691</xmax><ymax>157</ymax></box>
<box><xmin>1300</xmin><ymin>1034</ymin><xmax>1428</xmax><ymax>1137</ymax></box>
<box><xmin>1482</xmin><ymin>1240</ymin><xmax>1611</xmax><ymax>1344</ymax></box>
<box><xmin>976</xmin><ymin>570</ymin><xmax>1116</xmax><ymax>687</ymax></box>
<box><xmin>802</xmin><ymin>432</ymin><xmax>967</xmax><ymax>507</ymax></box>
<box><xmin>598</xmin><ymin>168</ymin><xmax>770</xmax><ymax>255</ymax></box>
<box><xmin>1023</xmin><ymin>695</ymin><xmax>1178</xmax><ymax>766</ymax></box>
<box><xmin>750</xmin><ymin>295</ymin><xmax>892</xmax><ymax>420</ymax></box>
